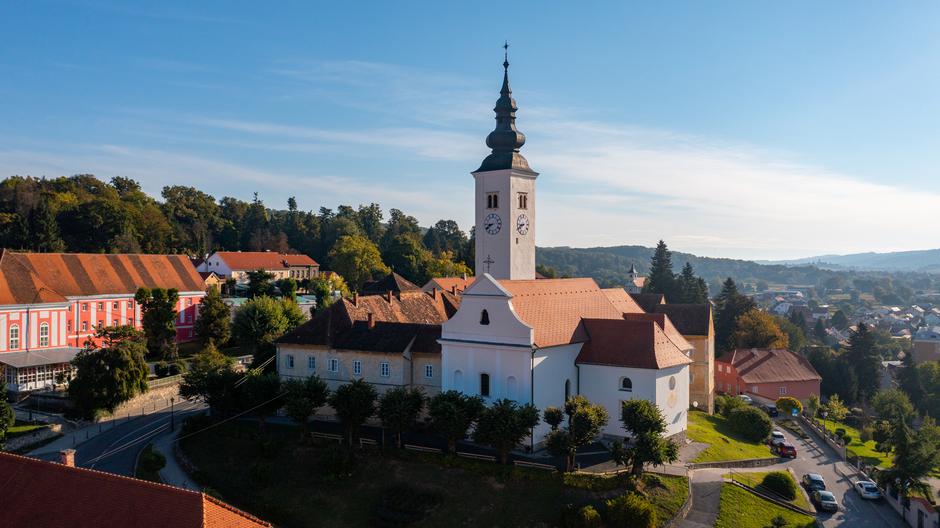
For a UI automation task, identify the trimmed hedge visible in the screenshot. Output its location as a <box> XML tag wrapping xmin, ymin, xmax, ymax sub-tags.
<box><xmin>761</xmin><ymin>471</ymin><xmax>798</xmax><ymax>500</ymax></box>
<box><xmin>605</xmin><ymin>492</ymin><xmax>657</xmax><ymax>528</ymax></box>
<box><xmin>728</xmin><ymin>406</ymin><xmax>773</xmax><ymax>442</ymax></box>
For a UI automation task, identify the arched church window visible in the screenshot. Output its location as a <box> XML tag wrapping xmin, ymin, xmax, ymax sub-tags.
<box><xmin>565</xmin><ymin>379</ymin><xmax>571</xmax><ymax>400</ymax></box>
<box><xmin>619</xmin><ymin>377</ymin><xmax>633</xmax><ymax>392</ymax></box>
<box><xmin>486</xmin><ymin>193</ymin><xmax>498</xmax><ymax>209</ymax></box>
<box><xmin>506</xmin><ymin>376</ymin><xmax>517</xmax><ymax>399</ymax></box>
<box><xmin>480</xmin><ymin>373</ymin><xmax>490</xmax><ymax>397</ymax></box>
<box><xmin>453</xmin><ymin>369</ymin><xmax>463</xmax><ymax>391</ymax></box>
<box><xmin>480</xmin><ymin>309</ymin><xmax>490</xmax><ymax>325</ymax></box>
<box><xmin>518</xmin><ymin>192</ymin><xmax>527</xmax><ymax>209</ymax></box>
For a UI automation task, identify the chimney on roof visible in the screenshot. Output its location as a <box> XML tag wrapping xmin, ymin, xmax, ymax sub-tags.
<box><xmin>431</xmin><ymin>287</ymin><xmax>438</xmax><ymax>300</ymax></box>
<box><xmin>387</xmin><ymin>290</ymin><xmax>393</xmax><ymax>304</ymax></box>
<box><xmin>352</xmin><ymin>292</ymin><xmax>358</xmax><ymax>306</ymax></box>
<box><xmin>462</xmin><ymin>273</ymin><xmax>467</xmax><ymax>280</ymax></box>
<box><xmin>367</xmin><ymin>312</ymin><xmax>375</xmax><ymax>329</ymax></box>
<box><xmin>451</xmin><ymin>285</ymin><xmax>458</xmax><ymax>295</ymax></box>
<box><xmin>60</xmin><ymin>449</ymin><xmax>76</xmax><ymax>467</ymax></box>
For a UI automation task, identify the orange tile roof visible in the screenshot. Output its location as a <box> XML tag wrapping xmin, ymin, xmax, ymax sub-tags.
<box><xmin>8</xmin><ymin>252</ymin><xmax>206</xmax><ymax>296</ymax></box>
<box><xmin>500</xmin><ymin>278</ymin><xmax>624</xmax><ymax>348</ymax></box>
<box><xmin>577</xmin><ymin>318</ymin><xmax>694</xmax><ymax>369</ymax></box>
<box><xmin>213</xmin><ymin>251</ymin><xmax>318</xmax><ymax>271</ymax></box>
<box><xmin>718</xmin><ymin>348</ymin><xmax>822</xmax><ymax>384</ymax></box>
<box><xmin>601</xmin><ymin>287</ymin><xmax>645</xmax><ymax>315</ymax></box>
<box><xmin>622</xmin><ymin>312</ymin><xmax>694</xmax><ymax>352</ymax></box>
<box><xmin>0</xmin><ymin>451</ymin><xmax>271</xmax><ymax>528</ymax></box>
<box><xmin>426</xmin><ymin>276</ymin><xmax>473</xmax><ymax>294</ymax></box>
<box><xmin>0</xmin><ymin>250</ymin><xmax>68</xmax><ymax>304</ymax></box>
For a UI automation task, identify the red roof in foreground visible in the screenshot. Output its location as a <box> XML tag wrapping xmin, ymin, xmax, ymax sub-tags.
<box><xmin>213</xmin><ymin>251</ymin><xmax>318</xmax><ymax>271</ymax></box>
<box><xmin>717</xmin><ymin>348</ymin><xmax>822</xmax><ymax>384</ymax></box>
<box><xmin>0</xmin><ymin>452</ymin><xmax>271</xmax><ymax>528</ymax></box>
<box><xmin>576</xmin><ymin>318</ymin><xmax>693</xmax><ymax>369</ymax></box>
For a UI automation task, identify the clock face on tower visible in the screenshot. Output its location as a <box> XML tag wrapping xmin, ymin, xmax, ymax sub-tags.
<box><xmin>484</xmin><ymin>213</ymin><xmax>501</xmax><ymax>235</ymax></box>
<box><xmin>516</xmin><ymin>213</ymin><xmax>529</xmax><ymax>235</ymax></box>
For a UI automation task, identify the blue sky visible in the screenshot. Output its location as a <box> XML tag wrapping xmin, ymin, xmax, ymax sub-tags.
<box><xmin>2</xmin><ymin>1</ymin><xmax>940</xmax><ymax>259</ymax></box>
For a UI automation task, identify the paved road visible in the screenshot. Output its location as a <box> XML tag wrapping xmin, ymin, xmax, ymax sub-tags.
<box><xmin>33</xmin><ymin>401</ymin><xmax>205</xmax><ymax>477</ymax></box>
<box><xmin>772</xmin><ymin>421</ymin><xmax>905</xmax><ymax>528</ymax></box>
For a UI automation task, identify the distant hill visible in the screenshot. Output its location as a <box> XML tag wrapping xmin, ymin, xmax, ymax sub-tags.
<box><xmin>760</xmin><ymin>249</ymin><xmax>940</xmax><ymax>273</ymax></box>
<box><xmin>535</xmin><ymin>245</ymin><xmax>844</xmax><ymax>291</ymax></box>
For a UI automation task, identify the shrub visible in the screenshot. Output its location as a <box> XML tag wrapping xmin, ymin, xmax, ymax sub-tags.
<box><xmin>605</xmin><ymin>492</ymin><xmax>657</xmax><ymax>528</ymax></box>
<box><xmin>761</xmin><ymin>471</ymin><xmax>797</xmax><ymax>500</ymax></box>
<box><xmin>860</xmin><ymin>426</ymin><xmax>874</xmax><ymax>442</ymax></box>
<box><xmin>775</xmin><ymin>397</ymin><xmax>802</xmax><ymax>417</ymax></box>
<box><xmin>562</xmin><ymin>504</ymin><xmax>603</xmax><ymax>528</ymax></box>
<box><xmin>136</xmin><ymin>444</ymin><xmax>166</xmax><ymax>482</ymax></box>
<box><xmin>842</xmin><ymin>435</ymin><xmax>853</xmax><ymax>445</ymax></box>
<box><xmin>154</xmin><ymin>360</ymin><xmax>186</xmax><ymax>377</ymax></box>
<box><xmin>728</xmin><ymin>406</ymin><xmax>773</xmax><ymax>442</ymax></box>
<box><xmin>716</xmin><ymin>394</ymin><xmax>747</xmax><ymax>418</ymax></box>
<box><xmin>835</xmin><ymin>428</ymin><xmax>846</xmax><ymax>438</ymax></box>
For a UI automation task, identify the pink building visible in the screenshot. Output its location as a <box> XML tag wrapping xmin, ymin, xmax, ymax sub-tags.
<box><xmin>715</xmin><ymin>348</ymin><xmax>821</xmax><ymax>405</ymax></box>
<box><xmin>0</xmin><ymin>251</ymin><xmax>206</xmax><ymax>392</ymax></box>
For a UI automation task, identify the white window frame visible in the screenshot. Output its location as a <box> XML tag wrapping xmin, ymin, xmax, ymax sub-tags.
<box><xmin>286</xmin><ymin>354</ymin><xmax>294</xmax><ymax>369</ymax></box>
<box><xmin>353</xmin><ymin>360</ymin><xmax>362</xmax><ymax>376</ymax></box>
<box><xmin>329</xmin><ymin>358</ymin><xmax>338</xmax><ymax>373</ymax></box>
<box><xmin>81</xmin><ymin>321</ymin><xmax>88</xmax><ymax>332</ymax></box>
<box><xmin>751</xmin><ymin>385</ymin><xmax>759</xmax><ymax>394</ymax></box>
<box><xmin>778</xmin><ymin>386</ymin><xmax>787</xmax><ymax>396</ymax></box>
<box><xmin>9</xmin><ymin>324</ymin><xmax>19</xmax><ymax>349</ymax></box>
<box><xmin>39</xmin><ymin>323</ymin><xmax>49</xmax><ymax>347</ymax></box>
<box><xmin>308</xmin><ymin>356</ymin><xmax>315</xmax><ymax>370</ymax></box>
<box><xmin>424</xmin><ymin>364</ymin><xmax>433</xmax><ymax>379</ymax></box>
<box><xmin>619</xmin><ymin>377</ymin><xmax>633</xmax><ymax>392</ymax></box>
<box><xmin>380</xmin><ymin>362</ymin><xmax>390</xmax><ymax>378</ymax></box>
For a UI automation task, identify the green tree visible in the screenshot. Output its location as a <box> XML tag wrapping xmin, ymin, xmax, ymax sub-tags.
<box><xmin>605</xmin><ymin>492</ymin><xmax>657</xmax><ymax>528</ymax></box>
<box><xmin>232</xmin><ymin>296</ymin><xmax>290</xmax><ymax>366</ymax></box>
<box><xmin>872</xmin><ymin>389</ymin><xmax>914</xmax><ymax>423</ymax></box>
<box><xmin>727</xmin><ymin>406</ymin><xmax>773</xmax><ymax>442</ymax></box>
<box><xmin>714</xmin><ymin>278</ymin><xmax>756</xmax><ymax>353</ymax></box>
<box><xmin>428</xmin><ymin>390</ymin><xmax>485</xmax><ymax>453</ymax></box>
<box><xmin>642</xmin><ymin>240</ymin><xmax>677</xmax><ymax>301</ymax></box>
<box><xmin>241</xmin><ymin>371</ymin><xmax>282</xmax><ymax>432</ymax></box>
<box><xmin>611</xmin><ymin>399</ymin><xmax>680</xmax><ymax>476</ymax></box>
<box><xmin>280</xmin><ymin>298</ymin><xmax>307</xmax><ymax>330</ymax></box>
<box><xmin>195</xmin><ymin>286</ymin><xmax>231</xmax><ymax>347</ymax></box>
<box><xmin>733</xmin><ymin>309</ymin><xmax>789</xmax><ymax>350</ymax></box>
<box><xmin>423</xmin><ymin>219</ymin><xmax>467</xmax><ymax>256</ymax></box>
<box><xmin>775</xmin><ymin>397</ymin><xmax>803</xmax><ymax>417</ymax></box>
<box><xmin>543</xmin><ymin>406</ymin><xmax>564</xmax><ymax>430</ymax></box>
<box><xmin>844</xmin><ymin>323</ymin><xmax>881</xmax><ymax>402</ymax></box>
<box><xmin>676</xmin><ymin>262</ymin><xmax>708</xmax><ymax>303</ymax></box>
<box><xmin>29</xmin><ymin>198</ymin><xmax>65</xmax><ymax>252</ymax></box>
<box><xmin>329</xmin><ymin>379</ymin><xmax>378</xmax><ymax>446</ymax></box>
<box><xmin>0</xmin><ymin>381</ymin><xmax>13</xmax><ymax>446</ymax></box>
<box><xmin>823</xmin><ymin>394</ymin><xmax>849</xmax><ymax>422</ymax></box>
<box><xmin>544</xmin><ymin>396</ymin><xmax>609</xmax><ymax>472</ymax></box>
<box><xmin>814</xmin><ymin>318</ymin><xmax>828</xmax><ymax>341</ymax></box>
<box><xmin>879</xmin><ymin>418</ymin><xmax>940</xmax><ymax>501</ymax></box>
<box><xmin>69</xmin><ymin>330</ymin><xmax>149</xmax><ymax>419</ymax></box>
<box><xmin>473</xmin><ymin>399</ymin><xmax>540</xmax><ymax>464</ymax></box>
<box><xmin>282</xmin><ymin>375</ymin><xmax>330</xmax><ymax>438</ymax></box>
<box><xmin>380</xmin><ymin>208</ymin><xmax>422</xmax><ymax>251</ymax></box>
<box><xmin>378</xmin><ymin>386</ymin><xmax>426</xmax><ymax>448</ymax></box>
<box><xmin>135</xmin><ymin>287</ymin><xmax>179</xmax><ymax>361</ymax></box>
<box><xmin>328</xmin><ymin>235</ymin><xmax>390</xmax><ymax>291</ymax></box>
<box><xmin>179</xmin><ymin>344</ymin><xmax>235</xmax><ymax>404</ymax></box>
<box><xmin>246</xmin><ymin>269</ymin><xmax>275</xmax><ymax>298</ymax></box>
<box><xmin>899</xmin><ymin>351</ymin><xmax>925</xmax><ymax>411</ymax></box>
<box><xmin>831</xmin><ymin>310</ymin><xmax>849</xmax><ymax>331</ymax></box>
<box><xmin>308</xmin><ymin>274</ymin><xmax>350</xmax><ymax>311</ymax></box>
<box><xmin>382</xmin><ymin>234</ymin><xmax>431</xmax><ymax>285</ymax></box>
<box><xmin>807</xmin><ymin>394</ymin><xmax>821</xmax><ymax>419</ymax></box>
<box><xmin>774</xmin><ymin>315</ymin><xmax>806</xmax><ymax>353</ymax></box>
<box><xmin>424</xmin><ymin>251</ymin><xmax>472</xmax><ymax>280</ymax></box>
<box><xmin>275</xmin><ymin>277</ymin><xmax>298</xmax><ymax>300</ymax></box>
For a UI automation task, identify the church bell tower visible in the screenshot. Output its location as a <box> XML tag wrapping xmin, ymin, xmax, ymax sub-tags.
<box><xmin>473</xmin><ymin>45</ymin><xmax>538</xmax><ymax>280</ymax></box>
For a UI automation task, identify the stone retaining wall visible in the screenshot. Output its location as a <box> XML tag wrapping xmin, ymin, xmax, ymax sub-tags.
<box><xmin>687</xmin><ymin>456</ymin><xmax>780</xmax><ymax>469</ymax></box>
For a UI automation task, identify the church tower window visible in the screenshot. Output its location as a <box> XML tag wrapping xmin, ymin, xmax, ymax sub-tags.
<box><xmin>480</xmin><ymin>373</ymin><xmax>490</xmax><ymax>397</ymax></box>
<box><xmin>486</xmin><ymin>193</ymin><xmax>499</xmax><ymax>209</ymax></box>
<box><xmin>480</xmin><ymin>310</ymin><xmax>490</xmax><ymax>325</ymax></box>
<box><xmin>517</xmin><ymin>192</ymin><xmax>527</xmax><ymax>209</ymax></box>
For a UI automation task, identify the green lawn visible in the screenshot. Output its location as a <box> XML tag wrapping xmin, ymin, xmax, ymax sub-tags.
<box><xmin>181</xmin><ymin>421</ymin><xmax>688</xmax><ymax>528</ymax></box>
<box><xmin>723</xmin><ymin>471</ymin><xmax>811</xmax><ymax>511</ymax></box>
<box><xmin>819</xmin><ymin>419</ymin><xmax>892</xmax><ymax>468</ymax></box>
<box><xmin>687</xmin><ymin>410</ymin><xmax>773</xmax><ymax>463</ymax></box>
<box><xmin>715</xmin><ymin>484</ymin><xmax>816</xmax><ymax>528</ymax></box>
<box><xmin>7</xmin><ymin>421</ymin><xmax>47</xmax><ymax>438</ymax></box>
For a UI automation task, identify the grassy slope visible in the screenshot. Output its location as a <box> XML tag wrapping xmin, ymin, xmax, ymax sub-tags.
<box><xmin>819</xmin><ymin>419</ymin><xmax>892</xmax><ymax>468</ymax></box>
<box><xmin>687</xmin><ymin>411</ymin><xmax>773</xmax><ymax>463</ymax></box>
<box><xmin>722</xmin><ymin>471</ymin><xmax>811</xmax><ymax>511</ymax></box>
<box><xmin>182</xmin><ymin>422</ymin><xmax>689</xmax><ymax>528</ymax></box>
<box><xmin>715</xmin><ymin>484</ymin><xmax>816</xmax><ymax>528</ymax></box>
<box><xmin>7</xmin><ymin>421</ymin><xmax>47</xmax><ymax>437</ymax></box>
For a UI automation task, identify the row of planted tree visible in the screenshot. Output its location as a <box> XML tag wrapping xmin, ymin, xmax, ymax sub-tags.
<box><xmin>179</xmin><ymin>347</ymin><xmax>681</xmax><ymax>474</ymax></box>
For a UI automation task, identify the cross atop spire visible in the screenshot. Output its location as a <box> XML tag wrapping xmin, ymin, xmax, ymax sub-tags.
<box><xmin>476</xmin><ymin>42</ymin><xmax>533</xmax><ymax>173</ymax></box>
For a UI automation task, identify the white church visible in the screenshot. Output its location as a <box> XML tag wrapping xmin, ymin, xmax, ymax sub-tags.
<box><xmin>277</xmin><ymin>53</ymin><xmax>697</xmax><ymax>447</ymax></box>
<box><xmin>439</xmin><ymin>54</ymin><xmax>693</xmax><ymax>444</ymax></box>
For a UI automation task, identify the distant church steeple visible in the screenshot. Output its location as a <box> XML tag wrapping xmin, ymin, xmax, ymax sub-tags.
<box><xmin>477</xmin><ymin>42</ymin><xmax>532</xmax><ymax>173</ymax></box>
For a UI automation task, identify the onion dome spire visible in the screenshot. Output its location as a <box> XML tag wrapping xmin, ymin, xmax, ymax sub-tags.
<box><xmin>477</xmin><ymin>41</ymin><xmax>532</xmax><ymax>172</ymax></box>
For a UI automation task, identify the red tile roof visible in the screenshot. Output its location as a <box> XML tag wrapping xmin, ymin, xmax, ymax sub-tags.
<box><xmin>718</xmin><ymin>348</ymin><xmax>822</xmax><ymax>384</ymax></box>
<box><xmin>576</xmin><ymin>318</ymin><xmax>694</xmax><ymax>369</ymax></box>
<box><xmin>0</xmin><ymin>452</ymin><xmax>271</xmax><ymax>528</ymax></box>
<box><xmin>0</xmin><ymin>250</ymin><xmax>68</xmax><ymax>304</ymax></box>
<box><xmin>425</xmin><ymin>276</ymin><xmax>473</xmax><ymax>294</ymax></box>
<box><xmin>601</xmin><ymin>287</ymin><xmax>645</xmax><ymax>315</ymax></box>
<box><xmin>213</xmin><ymin>251</ymin><xmax>318</xmax><ymax>271</ymax></box>
<box><xmin>500</xmin><ymin>278</ymin><xmax>625</xmax><ymax>348</ymax></box>
<box><xmin>622</xmin><ymin>312</ymin><xmax>694</xmax><ymax>352</ymax></box>
<box><xmin>3</xmin><ymin>251</ymin><xmax>205</xmax><ymax>298</ymax></box>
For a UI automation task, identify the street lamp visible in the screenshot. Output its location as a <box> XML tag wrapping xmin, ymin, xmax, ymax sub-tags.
<box><xmin>170</xmin><ymin>397</ymin><xmax>175</xmax><ymax>432</ymax></box>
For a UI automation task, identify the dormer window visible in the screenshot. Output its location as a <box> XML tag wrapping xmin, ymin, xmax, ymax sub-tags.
<box><xmin>517</xmin><ymin>192</ymin><xmax>528</xmax><ymax>209</ymax></box>
<box><xmin>480</xmin><ymin>309</ymin><xmax>490</xmax><ymax>325</ymax></box>
<box><xmin>486</xmin><ymin>193</ymin><xmax>499</xmax><ymax>209</ymax></box>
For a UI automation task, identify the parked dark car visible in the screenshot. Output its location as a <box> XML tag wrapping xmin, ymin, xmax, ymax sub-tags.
<box><xmin>801</xmin><ymin>473</ymin><xmax>827</xmax><ymax>491</ymax></box>
<box><xmin>774</xmin><ymin>442</ymin><xmax>797</xmax><ymax>458</ymax></box>
<box><xmin>813</xmin><ymin>490</ymin><xmax>839</xmax><ymax>511</ymax></box>
<box><xmin>764</xmin><ymin>404</ymin><xmax>779</xmax><ymax>417</ymax></box>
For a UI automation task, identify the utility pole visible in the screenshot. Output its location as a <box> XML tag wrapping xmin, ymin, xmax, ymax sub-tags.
<box><xmin>170</xmin><ymin>397</ymin><xmax>175</xmax><ymax>432</ymax></box>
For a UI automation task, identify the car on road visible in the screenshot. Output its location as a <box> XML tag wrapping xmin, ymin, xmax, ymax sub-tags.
<box><xmin>770</xmin><ymin>430</ymin><xmax>786</xmax><ymax>446</ymax></box>
<box><xmin>802</xmin><ymin>473</ymin><xmax>827</xmax><ymax>491</ymax></box>
<box><xmin>812</xmin><ymin>490</ymin><xmax>839</xmax><ymax>511</ymax></box>
<box><xmin>774</xmin><ymin>442</ymin><xmax>797</xmax><ymax>458</ymax></box>
<box><xmin>854</xmin><ymin>480</ymin><xmax>882</xmax><ymax>500</ymax></box>
<box><xmin>738</xmin><ymin>394</ymin><xmax>753</xmax><ymax>405</ymax></box>
<box><xmin>764</xmin><ymin>404</ymin><xmax>779</xmax><ymax>417</ymax></box>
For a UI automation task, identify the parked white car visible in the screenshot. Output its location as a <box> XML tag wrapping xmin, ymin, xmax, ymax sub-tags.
<box><xmin>738</xmin><ymin>394</ymin><xmax>753</xmax><ymax>405</ymax></box>
<box><xmin>854</xmin><ymin>480</ymin><xmax>881</xmax><ymax>500</ymax></box>
<box><xmin>770</xmin><ymin>430</ymin><xmax>786</xmax><ymax>446</ymax></box>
